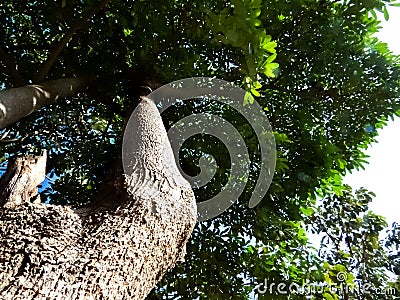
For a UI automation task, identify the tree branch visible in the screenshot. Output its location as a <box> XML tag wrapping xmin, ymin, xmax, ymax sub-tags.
<box><xmin>0</xmin><ymin>77</ymin><xmax>91</xmax><ymax>129</ymax></box>
<box><xmin>0</xmin><ymin>45</ymin><xmax>25</xmax><ymax>87</ymax></box>
<box><xmin>33</xmin><ymin>0</ymin><xmax>112</xmax><ymax>83</ymax></box>
<box><xmin>0</xmin><ymin>99</ymin><xmax>196</xmax><ymax>299</ymax></box>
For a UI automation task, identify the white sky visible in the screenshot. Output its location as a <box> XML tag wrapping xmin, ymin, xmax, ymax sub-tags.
<box><xmin>343</xmin><ymin>6</ymin><xmax>400</xmax><ymax>226</ymax></box>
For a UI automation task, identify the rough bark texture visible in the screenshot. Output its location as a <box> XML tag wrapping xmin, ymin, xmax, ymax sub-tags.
<box><xmin>0</xmin><ymin>150</ymin><xmax>47</xmax><ymax>207</ymax></box>
<box><xmin>0</xmin><ymin>77</ymin><xmax>89</xmax><ymax>129</ymax></box>
<box><xmin>0</xmin><ymin>98</ymin><xmax>197</xmax><ymax>299</ymax></box>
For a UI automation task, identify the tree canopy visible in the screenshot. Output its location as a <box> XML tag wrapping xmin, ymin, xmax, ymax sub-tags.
<box><xmin>1</xmin><ymin>0</ymin><xmax>400</xmax><ymax>299</ymax></box>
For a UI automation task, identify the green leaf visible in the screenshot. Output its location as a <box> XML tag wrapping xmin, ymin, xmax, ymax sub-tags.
<box><xmin>300</xmin><ymin>207</ymin><xmax>315</xmax><ymax>217</ymax></box>
<box><xmin>251</xmin><ymin>9</ymin><xmax>262</xmax><ymax>18</ymax></box>
<box><xmin>369</xmin><ymin>9</ymin><xmax>377</xmax><ymax>19</ymax></box>
<box><xmin>260</xmin><ymin>34</ymin><xmax>272</xmax><ymax>45</ymax></box>
<box><xmin>250</xmin><ymin>88</ymin><xmax>260</xmax><ymax>97</ymax></box>
<box><xmin>123</xmin><ymin>28</ymin><xmax>134</xmax><ymax>36</ymax></box>
<box><xmin>263</xmin><ymin>62</ymin><xmax>279</xmax><ymax>77</ymax></box>
<box><xmin>247</xmin><ymin>245</ymin><xmax>255</xmax><ymax>253</ymax></box>
<box><xmin>262</xmin><ymin>41</ymin><xmax>277</xmax><ymax>53</ymax></box>
<box><xmin>266</xmin><ymin>53</ymin><xmax>277</xmax><ymax>63</ymax></box>
<box><xmin>251</xmin><ymin>19</ymin><xmax>262</xmax><ymax>26</ymax></box>
<box><xmin>274</xmin><ymin>132</ymin><xmax>291</xmax><ymax>143</ymax></box>
<box><xmin>337</xmin><ymin>158</ymin><xmax>347</xmax><ymax>169</ymax></box>
<box><xmin>275</xmin><ymin>157</ymin><xmax>289</xmax><ymax>173</ymax></box>
<box><xmin>323</xmin><ymin>293</ymin><xmax>334</xmax><ymax>300</ymax></box>
<box><xmin>252</xmin><ymin>81</ymin><xmax>262</xmax><ymax>89</ymax></box>
<box><xmin>383</xmin><ymin>6</ymin><xmax>389</xmax><ymax>21</ymax></box>
<box><xmin>244</xmin><ymin>91</ymin><xmax>255</xmax><ymax>105</ymax></box>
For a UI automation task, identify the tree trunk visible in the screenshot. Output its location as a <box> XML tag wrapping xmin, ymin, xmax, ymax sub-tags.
<box><xmin>0</xmin><ymin>97</ymin><xmax>197</xmax><ymax>299</ymax></box>
<box><xmin>0</xmin><ymin>77</ymin><xmax>89</xmax><ymax>129</ymax></box>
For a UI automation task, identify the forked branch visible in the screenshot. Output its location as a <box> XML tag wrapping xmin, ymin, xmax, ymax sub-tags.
<box><xmin>33</xmin><ymin>0</ymin><xmax>112</xmax><ymax>83</ymax></box>
<box><xmin>0</xmin><ymin>98</ymin><xmax>196</xmax><ymax>299</ymax></box>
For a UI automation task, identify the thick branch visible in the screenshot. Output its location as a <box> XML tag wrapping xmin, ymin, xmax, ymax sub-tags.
<box><xmin>0</xmin><ymin>45</ymin><xmax>25</xmax><ymax>87</ymax></box>
<box><xmin>34</xmin><ymin>0</ymin><xmax>112</xmax><ymax>83</ymax></box>
<box><xmin>0</xmin><ymin>98</ymin><xmax>197</xmax><ymax>299</ymax></box>
<box><xmin>0</xmin><ymin>77</ymin><xmax>90</xmax><ymax>129</ymax></box>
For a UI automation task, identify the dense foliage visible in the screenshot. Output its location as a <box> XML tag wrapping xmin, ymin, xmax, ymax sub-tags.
<box><xmin>310</xmin><ymin>186</ymin><xmax>399</xmax><ymax>300</ymax></box>
<box><xmin>1</xmin><ymin>0</ymin><xmax>399</xmax><ymax>299</ymax></box>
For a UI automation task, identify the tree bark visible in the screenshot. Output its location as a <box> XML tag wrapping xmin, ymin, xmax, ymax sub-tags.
<box><xmin>0</xmin><ymin>98</ymin><xmax>197</xmax><ymax>299</ymax></box>
<box><xmin>0</xmin><ymin>150</ymin><xmax>47</xmax><ymax>207</ymax></box>
<box><xmin>0</xmin><ymin>77</ymin><xmax>89</xmax><ymax>129</ymax></box>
